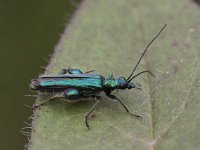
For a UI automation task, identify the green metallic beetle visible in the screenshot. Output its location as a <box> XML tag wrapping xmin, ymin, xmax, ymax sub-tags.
<box><xmin>31</xmin><ymin>24</ymin><xmax>166</xmax><ymax>129</ymax></box>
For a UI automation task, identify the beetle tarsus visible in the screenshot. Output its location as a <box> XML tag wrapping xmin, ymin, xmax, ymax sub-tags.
<box><xmin>85</xmin><ymin>119</ymin><xmax>90</xmax><ymax>130</ymax></box>
<box><xmin>32</xmin><ymin>98</ymin><xmax>56</xmax><ymax>110</ymax></box>
<box><xmin>130</xmin><ymin>113</ymin><xmax>143</xmax><ymax>119</ymax></box>
<box><xmin>59</xmin><ymin>68</ymin><xmax>71</xmax><ymax>74</ymax></box>
<box><xmin>85</xmin><ymin>70</ymin><xmax>96</xmax><ymax>74</ymax></box>
<box><xmin>32</xmin><ymin>104</ymin><xmax>41</xmax><ymax>110</ymax></box>
<box><xmin>85</xmin><ymin>99</ymin><xmax>100</xmax><ymax>129</ymax></box>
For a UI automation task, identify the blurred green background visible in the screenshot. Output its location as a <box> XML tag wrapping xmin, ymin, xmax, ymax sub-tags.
<box><xmin>0</xmin><ymin>0</ymin><xmax>80</xmax><ymax>149</ymax></box>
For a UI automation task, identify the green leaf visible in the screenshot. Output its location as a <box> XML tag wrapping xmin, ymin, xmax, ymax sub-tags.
<box><xmin>29</xmin><ymin>0</ymin><xmax>200</xmax><ymax>149</ymax></box>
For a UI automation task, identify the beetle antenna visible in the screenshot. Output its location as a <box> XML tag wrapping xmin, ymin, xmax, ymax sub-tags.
<box><xmin>127</xmin><ymin>24</ymin><xmax>167</xmax><ymax>81</ymax></box>
<box><xmin>128</xmin><ymin>70</ymin><xmax>155</xmax><ymax>83</ymax></box>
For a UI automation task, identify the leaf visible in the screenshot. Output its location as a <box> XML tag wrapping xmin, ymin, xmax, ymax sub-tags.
<box><xmin>29</xmin><ymin>0</ymin><xmax>200</xmax><ymax>149</ymax></box>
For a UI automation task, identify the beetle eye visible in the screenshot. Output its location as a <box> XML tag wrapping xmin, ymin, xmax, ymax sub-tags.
<box><xmin>118</xmin><ymin>77</ymin><xmax>126</xmax><ymax>82</ymax></box>
<box><xmin>118</xmin><ymin>77</ymin><xmax>127</xmax><ymax>88</ymax></box>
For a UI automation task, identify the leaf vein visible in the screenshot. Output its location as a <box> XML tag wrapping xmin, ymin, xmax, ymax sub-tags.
<box><xmin>154</xmin><ymin>60</ymin><xmax>200</xmax><ymax>144</ymax></box>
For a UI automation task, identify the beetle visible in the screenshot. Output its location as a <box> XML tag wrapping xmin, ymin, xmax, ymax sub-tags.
<box><xmin>30</xmin><ymin>24</ymin><xmax>166</xmax><ymax>129</ymax></box>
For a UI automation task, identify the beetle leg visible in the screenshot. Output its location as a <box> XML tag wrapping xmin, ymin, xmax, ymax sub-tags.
<box><xmin>107</xmin><ymin>72</ymin><xmax>114</xmax><ymax>79</ymax></box>
<box><xmin>64</xmin><ymin>89</ymin><xmax>81</xmax><ymax>100</ymax></box>
<box><xmin>85</xmin><ymin>70</ymin><xmax>96</xmax><ymax>74</ymax></box>
<box><xmin>106</xmin><ymin>93</ymin><xmax>142</xmax><ymax>119</ymax></box>
<box><xmin>59</xmin><ymin>68</ymin><xmax>71</xmax><ymax>74</ymax></box>
<box><xmin>85</xmin><ymin>99</ymin><xmax>100</xmax><ymax>129</ymax></box>
<box><xmin>33</xmin><ymin>98</ymin><xmax>55</xmax><ymax>109</ymax></box>
<box><xmin>94</xmin><ymin>95</ymin><xmax>101</xmax><ymax>100</ymax></box>
<box><xmin>33</xmin><ymin>89</ymin><xmax>81</xmax><ymax>109</ymax></box>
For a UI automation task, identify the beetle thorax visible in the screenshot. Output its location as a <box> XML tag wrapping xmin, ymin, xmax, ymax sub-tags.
<box><xmin>104</xmin><ymin>79</ymin><xmax>119</xmax><ymax>90</ymax></box>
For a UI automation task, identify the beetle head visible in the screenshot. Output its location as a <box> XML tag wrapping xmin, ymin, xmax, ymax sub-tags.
<box><xmin>117</xmin><ymin>77</ymin><xmax>141</xmax><ymax>90</ymax></box>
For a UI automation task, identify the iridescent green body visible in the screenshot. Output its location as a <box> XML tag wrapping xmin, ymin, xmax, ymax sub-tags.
<box><xmin>31</xmin><ymin>70</ymin><xmax>136</xmax><ymax>100</ymax></box>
